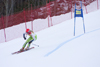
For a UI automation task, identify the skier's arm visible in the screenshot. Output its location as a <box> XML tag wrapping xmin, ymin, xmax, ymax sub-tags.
<box><xmin>23</xmin><ymin>33</ymin><xmax>26</xmax><ymax>40</ymax></box>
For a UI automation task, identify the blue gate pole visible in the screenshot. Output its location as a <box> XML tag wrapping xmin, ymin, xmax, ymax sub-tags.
<box><xmin>74</xmin><ymin>3</ymin><xmax>76</xmax><ymax>36</ymax></box>
<box><xmin>74</xmin><ymin>18</ymin><xmax>76</xmax><ymax>36</ymax></box>
<box><xmin>82</xmin><ymin>17</ymin><xmax>85</xmax><ymax>33</ymax></box>
<box><xmin>81</xmin><ymin>1</ymin><xmax>85</xmax><ymax>33</ymax></box>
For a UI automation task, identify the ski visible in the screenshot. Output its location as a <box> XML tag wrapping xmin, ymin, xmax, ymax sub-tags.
<box><xmin>12</xmin><ymin>47</ymin><xmax>34</xmax><ymax>55</ymax></box>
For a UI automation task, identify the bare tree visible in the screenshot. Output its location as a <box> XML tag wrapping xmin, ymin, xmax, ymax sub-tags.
<box><xmin>2</xmin><ymin>0</ymin><xmax>15</xmax><ymax>27</ymax></box>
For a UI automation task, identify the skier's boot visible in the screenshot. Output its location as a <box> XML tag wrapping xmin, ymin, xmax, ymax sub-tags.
<box><xmin>20</xmin><ymin>47</ymin><xmax>24</xmax><ymax>51</ymax></box>
<box><xmin>25</xmin><ymin>46</ymin><xmax>29</xmax><ymax>50</ymax></box>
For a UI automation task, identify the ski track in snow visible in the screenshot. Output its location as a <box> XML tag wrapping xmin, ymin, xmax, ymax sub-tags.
<box><xmin>44</xmin><ymin>27</ymin><xmax>100</xmax><ymax>57</ymax></box>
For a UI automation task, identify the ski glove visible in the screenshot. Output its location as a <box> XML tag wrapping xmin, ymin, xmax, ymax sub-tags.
<box><xmin>23</xmin><ymin>33</ymin><xmax>26</xmax><ymax>40</ymax></box>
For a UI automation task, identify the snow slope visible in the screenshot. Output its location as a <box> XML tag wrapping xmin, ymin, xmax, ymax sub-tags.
<box><xmin>0</xmin><ymin>9</ymin><xmax>100</xmax><ymax>67</ymax></box>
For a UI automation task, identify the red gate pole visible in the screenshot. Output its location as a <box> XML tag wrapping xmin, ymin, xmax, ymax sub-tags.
<box><xmin>48</xmin><ymin>15</ymin><xmax>50</xmax><ymax>27</ymax></box>
<box><xmin>49</xmin><ymin>0</ymin><xmax>53</xmax><ymax>26</ymax></box>
<box><xmin>54</xmin><ymin>0</ymin><xmax>57</xmax><ymax>16</ymax></box>
<box><xmin>97</xmin><ymin>0</ymin><xmax>99</xmax><ymax>9</ymax></box>
<box><xmin>84</xmin><ymin>0</ymin><xmax>88</xmax><ymax>14</ymax></box>
<box><xmin>2</xmin><ymin>16</ymin><xmax>6</xmax><ymax>42</ymax></box>
<box><xmin>23</xmin><ymin>9</ymin><xmax>27</xmax><ymax>29</ymax></box>
<box><xmin>46</xmin><ymin>0</ymin><xmax>50</xmax><ymax>27</ymax></box>
<box><xmin>70</xmin><ymin>0</ymin><xmax>72</xmax><ymax>19</ymax></box>
<box><xmin>31</xmin><ymin>4</ymin><xmax>33</xmax><ymax>31</ymax></box>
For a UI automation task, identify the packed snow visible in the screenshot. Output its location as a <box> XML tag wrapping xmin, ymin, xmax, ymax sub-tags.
<box><xmin>0</xmin><ymin>9</ymin><xmax>100</xmax><ymax>67</ymax></box>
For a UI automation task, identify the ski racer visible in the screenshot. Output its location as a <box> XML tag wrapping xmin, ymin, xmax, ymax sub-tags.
<box><xmin>20</xmin><ymin>29</ymin><xmax>37</xmax><ymax>51</ymax></box>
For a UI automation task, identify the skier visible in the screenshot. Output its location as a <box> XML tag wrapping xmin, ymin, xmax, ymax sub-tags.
<box><xmin>20</xmin><ymin>29</ymin><xmax>37</xmax><ymax>51</ymax></box>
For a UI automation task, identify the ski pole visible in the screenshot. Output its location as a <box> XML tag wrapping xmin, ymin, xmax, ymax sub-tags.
<box><xmin>32</xmin><ymin>43</ymin><xmax>39</xmax><ymax>47</ymax></box>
